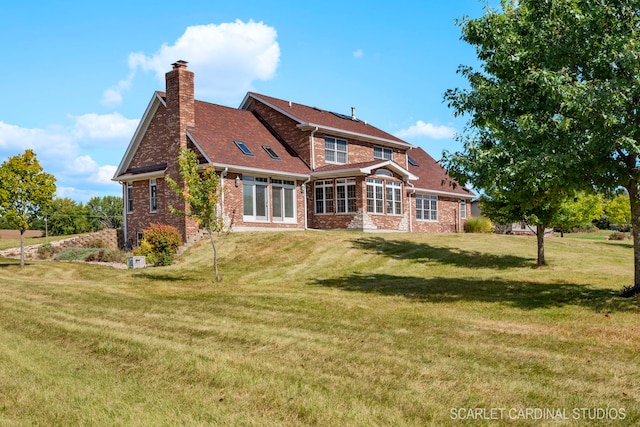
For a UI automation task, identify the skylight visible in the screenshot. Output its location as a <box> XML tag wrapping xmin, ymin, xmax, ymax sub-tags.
<box><xmin>408</xmin><ymin>156</ymin><xmax>419</xmax><ymax>167</ymax></box>
<box><xmin>263</xmin><ymin>145</ymin><xmax>280</xmax><ymax>160</ymax></box>
<box><xmin>234</xmin><ymin>141</ymin><xmax>253</xmax><ymax>156</ymax></box>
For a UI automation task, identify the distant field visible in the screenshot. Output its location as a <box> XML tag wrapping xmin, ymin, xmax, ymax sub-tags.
<box><xmin>0</xmin><ymin>231</ymin><xmax>638</xmax><ymax>426</ymax></box>
<box><xmin>0</xmin><ymin>230</ymin><xmax>43</xmax><ymax>239</ymax></box>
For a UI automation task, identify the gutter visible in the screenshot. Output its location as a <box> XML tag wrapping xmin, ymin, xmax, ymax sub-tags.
<box><xmin>407</xmin><ymin>181</ymin><xmax>416</xmax><ymax>233</ymax></box>
<box><xmin>220</xmin><ymin>167</ymin><xmax>228</xmax><ymax>224</ymax></box>
<box><xmin>302</xmin><ymin>176</ymin><xmax>311</xmax><ymax>229</ymax></box>
<box><xmin>121</xmin><ymin>182</ymin><xmax>128</xmax><ymax>248</ymax></box>
<box><xmin>310</xmin><ymin>126</ymin><xmax>318</xmax><ymax>171</ymax></box>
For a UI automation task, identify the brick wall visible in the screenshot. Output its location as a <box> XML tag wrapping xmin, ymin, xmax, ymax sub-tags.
<box><xmin>312</xmin><ymin>132</ymin><xmax>408</xmax><ymax>168</ymax></box>
<box><xmin>410</xmin><ymin>195</ymin><xmax>467</xmax><ymax>233</ymax></box>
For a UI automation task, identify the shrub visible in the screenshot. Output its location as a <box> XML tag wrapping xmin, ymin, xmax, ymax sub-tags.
<box><xmin>609</xmin><ymin>231</ymin><xmax>631</xmax><ymax>241</ymax></box>
<box><xmin>143</xmin><ymin>223</ymin><xmax>182</xmax><ymax>266</ymax></box>
<box><xmin>133</xmin><ymin>239</ymin><xmax>155</xmax><ymax>265</ymax></box>
<box><xmin>83</xmin><ymin>239</ymin><xmax>105</xmax><ymax>249</ymax></box>
<box><xmin>464</xmin><ymin>216</ymin><xmax>494</xmax><ymax>233</ymax></box>
<box><xmin>37</xmin><ymin>242</ymin><xmax>56</xmax><ymax>259</ymax></box>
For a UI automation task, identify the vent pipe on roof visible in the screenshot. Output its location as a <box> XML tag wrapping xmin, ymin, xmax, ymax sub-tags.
<box><xmin>351</xmin><ymin>106</ymin><xmax>357</xmax><ymax>121</ymax></box>
<box><xmin>288</xmin><ymin>101</ymin><xmax>292</xmax><ymax>108</ymax></box>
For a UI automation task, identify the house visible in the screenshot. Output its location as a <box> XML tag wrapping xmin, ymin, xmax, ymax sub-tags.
<box><xmin>113</xmin><ymin>61</ymin><xmax>474</xmax><ymax>245</ymax></box>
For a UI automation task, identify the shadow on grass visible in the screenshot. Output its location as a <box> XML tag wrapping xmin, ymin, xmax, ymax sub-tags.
<box><xmin>132</xmin><ymin>272</ymin><xmax>194</xmax><ymax>282</ymax></box>
<box><xmin>310</xmin><ymin>273</ymin><xmax>638</xmax><ymax>312</ymax></box>
<box><xmin>352</xmin><ymin>237</ymin><xmax>534</xmax><ymax>269</ymax></box>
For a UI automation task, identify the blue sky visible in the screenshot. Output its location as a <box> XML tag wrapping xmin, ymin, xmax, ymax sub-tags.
<box><xmin>0</xmin><ymin>0</ymin><xmax>495</xmax><ymax>202</ymax></box>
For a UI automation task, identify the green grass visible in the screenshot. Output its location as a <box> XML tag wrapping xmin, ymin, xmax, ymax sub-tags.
<box><xmin>0</xmin><ymin>231</ymin><xmax>639</xmax><ymax>426</ymax></box>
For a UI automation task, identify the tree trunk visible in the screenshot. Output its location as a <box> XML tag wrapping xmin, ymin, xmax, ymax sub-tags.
<box><xmin>20</xmin><ymin>229</ymin><xmax>25</xmax><ymax>269</ymax></box>
<box><xmin>536</xmin><ymin>224</ymin><xmax>546</xmax><ymax>266</ymax></box>
<box><xmin>622</xmin><ymin>184</ymin><xmax>640</xmax><ymax>297</ymax></box>
<box><xmin>208</xmin><ymin>228</ymin><xmax>221</xmax><ymax>282</ymax></box>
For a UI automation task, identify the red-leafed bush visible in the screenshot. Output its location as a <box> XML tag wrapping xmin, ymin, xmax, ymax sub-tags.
<box><xmin>143</xmin><ymin>223</ymin><xmax>182</xmax><ymax>266</ymax></box>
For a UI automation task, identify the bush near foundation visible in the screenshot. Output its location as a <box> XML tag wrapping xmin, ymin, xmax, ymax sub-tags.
<box><xmin>464</xmin><ymin>216</ymin><xmax>494</xmax><ymax>233</ymax></box>
<box><xmin>143</xmin><ymin>223</ymin><xmax>182</xmax><ymax>266</ymax></box>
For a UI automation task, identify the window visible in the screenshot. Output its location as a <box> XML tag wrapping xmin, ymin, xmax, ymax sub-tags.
<box><xmin>336</xmin><ymin>178</ymin><xmax>357</xmax><ymax>213</ymax></box>
<box><xmin>408</xmin><ymin>156</ymin><xmax>419</xmax><ymax>167</ymax></box>
<box><xmin>263</xmin><ymin>145</ymin><xmax>280</xmax><ymax>160</ymax></box>
<box><xmin>136</xmin><ymin>232</ymin><xmax>144</xmax><ymax>246</ymax></box>
<box><xmin>366</xmin><ymin>178</ymin><xmax>384</xmax><ymax>214</ymax></box>
<box><xmin>234</xmin><ymin>140</ymin><xmax>254</xmax><ymax>156</ymax></box>
<box><xmin>325</xmin><ymin>137</ymin><xmax>348</xmax><ymax>164</ymax></box>
<box><xmin>386</xmin><ymin>181</ymin><xmax>402</xmax><ymax>215</ymax></box>
<box><xmin>375</xmin><ymin>169</ymin><xmax>393</xmax><ymax>177</ymax></box>
<box><xmin>149</xmin><ymin>179</ymin><xmax>157</xmax><ymax>212</ymax></box>
<box><xmin>272</xmin><ymin>179</ymin><xmax>295</xmax><ymax>222</ymax></box>
<box><xmin>416</xmin><ymin>194</ymin><xmax>438</xmax><ymax>221</ymax></box>
<box><xmin>315</xmin><ymin>180</ymin><xmax>334</xmax><ymax>214</ymax></box>
<box><xmin>126</xmin><ymin>182</ymin><xmax>133</xmax><ymax>213</ymax></box>
<box><xmin>460</xmin><ymin>199</ymin><xmax>467</xmax><ymax>219</ymax></box>
<box><xmin>243</xmin><ymin>176</ymin><xmax>268</xmax><ymax>221</ymax></box>
<box><xmin>374</xmin><ymin>146</ymin><xmax>393</xmax><ymax>160</ymax></box>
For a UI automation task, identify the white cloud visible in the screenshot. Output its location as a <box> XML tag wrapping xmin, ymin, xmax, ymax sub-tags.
<box><xmin>71</xmin><ymin>113</ymin><xmax>139</xmax><ymax>142</ymax></box>
<box><xmin>117</xmin><ymin>20</ymin><xmax>280</xmax><ymax>102</ymax></box>
<box><xmin>0</xmin><ymin>114</ymin><xmax>135</xmax><ymax>202</ymax></box>
<box><xmin>353</xmin><ymin>49</ymin><xmax>364</xmax><ymax>58</ymax></box>
<box><xmin>395</xmin><ymin>120</ymin><xmax>457</xmax><ymax>140</ymax></box>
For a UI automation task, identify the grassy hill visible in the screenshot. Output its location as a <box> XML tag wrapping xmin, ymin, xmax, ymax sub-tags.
<box><xmin>0</xmin><ymin>231</ymin><xmax>638</xmax><ymax>425</ymax></box>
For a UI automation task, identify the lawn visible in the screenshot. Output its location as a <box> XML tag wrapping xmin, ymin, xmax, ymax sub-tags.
<box><xmin>0</xmin><ymin>231</ymin><xmax>638</xmax><ymax>426</ymax></box>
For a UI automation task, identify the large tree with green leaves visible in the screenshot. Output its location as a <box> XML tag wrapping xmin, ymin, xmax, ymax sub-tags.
<box><xmin>443</xmin><ymin>1</ymin><xmax>588</xmax><ymax>265</ymax></box>
<box><xmin>86</xmin><ymin>195</ymin><xmax>123</xmax><ymax>231</ymax></box>
<box><xmin>167</xmin><ymin>148</ymin><xmax>225</xmax><ymax>281</ymax></box>
<box><xmin>0</xmin><ymin>150</ymin><xmax>56</xmax><ymax>267</ymax></box>
<box><xmin>447</xmin><ymin>0</ymin><xmax>640</xmax><ymax>295</ymax></box>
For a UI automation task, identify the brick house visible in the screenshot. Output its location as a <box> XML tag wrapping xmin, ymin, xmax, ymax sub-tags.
<box><xmin>113</xmin><ymin>61</ymin><xmax>474</xmax><ymax>245</ymax></box>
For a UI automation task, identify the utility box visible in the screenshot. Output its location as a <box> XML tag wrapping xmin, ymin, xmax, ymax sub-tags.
<box><xmin>127</xmin><ymin>256</ymin><xmax>146</xmax><ymax>269</ymax></box>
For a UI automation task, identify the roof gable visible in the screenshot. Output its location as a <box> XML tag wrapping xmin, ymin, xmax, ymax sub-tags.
<box><xmin>241</xmin><ymin>92</ymin><xmax>412</xmax><ymax>149</ymax></box>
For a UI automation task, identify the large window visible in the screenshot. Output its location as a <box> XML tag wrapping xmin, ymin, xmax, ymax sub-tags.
<box><xmin>272</xmin><ymin>179</ymin><xmax>295</xmax><ymax>222</ymax></box>
<box><xmin>315</xmin><ymin>180</ymin><xmax>334</xmax><ymax>214</ymax></box>
<box><xmin>149</xmin><ymin>179</ymin><xmax>157</xmax><ymax>213</ymax></box>
<box><xmin>366</xmin><ymin>178</ymin><xmax>384</xmax><ymax>214</ymax></box>
<box><xmin>325</xmin><ymin>137</ymin><xmax>348</xmax><ymax>164</ymax></box>
<box><xmin>416</xmin><ymin>194</ymin><xmax>438</xmax><ymax>221</ymax></box>
<box><xmin>126</xmin><ymin>182</ymin><xmax>133</xmax><ymax>213</ymax></box>
<box><xmin>374</xmin><ymin>146</ymin><xmax>393</xmax><ymax>161</ymax></box>
<box><xmin>386</xmin><ymin>181</ymin><xmax>402</xmax><ymax>215</ymax></box>
<box><xmin>243</xmin><ymin>176</ymin><xmax>269</xmax><ymax>221</ymax></box>
<box><xmin>336</xmin><ymin>178</ymin><xmax>357</xmax><ymax>213</ymax></box>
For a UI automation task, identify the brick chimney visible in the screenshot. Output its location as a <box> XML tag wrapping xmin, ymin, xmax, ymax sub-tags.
<box><xmin>164</xmin><ymin>60</ymin><xmax>197</xmax><ymax>242</ymax></box>
<box><xmin>165</xmin><ymin>60</ymin><xmax>195</xmax><ymax>150</ymax></box>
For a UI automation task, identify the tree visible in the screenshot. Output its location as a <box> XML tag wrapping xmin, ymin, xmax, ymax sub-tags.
<box><xmin>86</xmin><ymin>196</ymin><xmax>123</xmax><ymax>231</ymax></box>
<box><xmin>605</xmin><ymin>195</ymin><xmax>632</xmax><ymax>231</ymax></box>
<box><xmin>443</xmin><ymin>1</ymin><xmax>586</xmax><ymax>265</ymax></box>
<box><xmin>552</xmin><ymin>192</ymin><xmax>605</xmax><ymax>237</ymax></box>
<box><xmin>0</xmin><ymin>150</ymin><xmax>56</xmax><ymax>268</ymax></box>
<box><xmin>447</xmin><ymin>0</ymin><xmax>640</xmax><ymax>295</ymax></box>
<box><xmin>46</xmin><ymin>198</ymin><xmax>90</xmax><ymax>236</ymax></box>
<box><xmin>167</xmin><ymin>148</ymin><xmax>225</xmax><ymax>281</ymax></box>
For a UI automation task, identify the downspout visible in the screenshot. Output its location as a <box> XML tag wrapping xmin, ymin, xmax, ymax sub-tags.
<box><xmin>302</xmin><ymin>176</ymin><xmax>311</xmax><ymax>229</ymax></box>
<box><xmin>310</xmin><ymin>126</ymin><xmax>318</xmax><ymax>171</ymax></box>
<box><xmin>407</xmin><ymin>181</ymin><xmax>416</xmax><ymax>233</ymax></box>
<box><xmin>121</xmin><ymin>182</ymin><xmax>128</xmax><ymax>248</ymax></box>
<box><xmin>220</xmin><ymin>167</ymin><xmax>228</xmax><ymax>221</ymax></box>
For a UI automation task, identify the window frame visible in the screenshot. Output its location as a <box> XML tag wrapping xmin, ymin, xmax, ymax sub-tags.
<box><xmin>366</xmin><ymin>178</ymin><xmax>384</xmax><ymax>214</ymax></box>
<box><xmin>416</xmin><ymin>194</ymin><xmax>438</xmax><ymax>222</ymax></box>
<box><xmin>149</xmin><ymin>178</ymin><xmax>157</xmax><ymax>213</ymax></box>
<box><xmin>126</xmin><ymin>182</ymin><xmax>134</xmax><ymax>213</ymax></box>
<box><xmin>315</xmin><ymin>180</ymin><xmax>335</xmax><ymax>214</ymax></box>
<box><xmin>324</xmin><ymin>137</ymin><xmax>348</xmax><ymax>164</ymax></box>
<box><xmin>272</xmin><ymin>179</ymin><xmax>296</xmax><ymax>222</ymax></box>
<box><xmin>385</xmin><ymin>181</ymin><xmax>402</xmax><ymax>215</ymax></box>
<box><xmin>373</xmin><ymin>146</ymin><xmax>393</xmax><ymax>161</ymax></box>
<box><xmin>336</xmin><ymin>178</ymin><xmax>357</xmax><ymax>214</ymax></box>
<box><xmin>242</xmin><ymin>175</ymin><xmax>269</xmax><ymax>221</ymax></box>
<box><xmin>460</xmin><ymin>199</ymin><xmax>467</xmax><ymax>219</ymax></box>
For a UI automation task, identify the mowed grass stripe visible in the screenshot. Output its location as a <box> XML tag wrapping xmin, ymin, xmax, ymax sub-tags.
<box><xmin>0</xmin><ymin>231</ymin><xmax>638</xmax><ymax>425</ymax></box>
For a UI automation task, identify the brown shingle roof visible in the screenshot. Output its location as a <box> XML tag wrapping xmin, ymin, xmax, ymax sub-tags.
<box><xmin>408</xmin><ymin>147</ymin><xmax>474</xmax><ymax>197</ymax></box>
<box><xmin>188</xmin><ymin>99</ymin><xmax>310</xmax><ymax>176</ymax></box>
<box><xmin>246</xmin><ymin>92</ymin><xmax>410</xmax><ymax>147</ymax></box>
